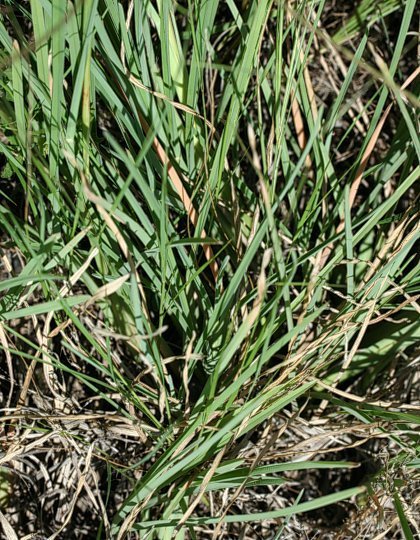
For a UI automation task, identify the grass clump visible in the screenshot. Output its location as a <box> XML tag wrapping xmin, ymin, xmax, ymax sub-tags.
<box><xmin>0</xmin><ymin>0</ymin><xmax>419</xmax><ymax>538</ymax></box>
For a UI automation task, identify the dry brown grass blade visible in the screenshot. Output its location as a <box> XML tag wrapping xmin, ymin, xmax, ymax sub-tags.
<box><xmin>47</xmin><ymin>445</ymin><xmax>94</xmax><ymax>540</ymax></box>
<box><xmin>85</xmin><ymin>272</ymin><xmax>130</xmax><ymax>307</ymax></box>
<box><xmin>270</xmin><ymin>422</ymin><xmax>390</xmax><ymax>462</ymax></box>
<box><xmin>290</xmin><ymin>79</ymin><xmax>313</xmax><ymax>167</ymax></box>
<box><xmin>0</xmin><ymin>430</ymin><xmax>57</xmax><ymax>465</ymax></box>
<box><xmin>0</xmin><ymin>511</ymin><xmax>18</xmax><ymax>540</ymax></box>
<box><xmin>128</xmin><ymin>73</ymin><xmax>216</xmax><ymax>135</ymax></box>
<box><xmin>43</xmin><ymin>270</ymin><xmax>131</xmax><ymax>347</ymax></box>
<box><xmin>212</xmin><ymin>420</ymin><xmax>289</xmax><ymax>539</ymax></box>
<box><xmin>312</xmin><ymin>378</ymin><xmax>420</xmax><ymax>410</ymax></box>
<box><xmin>173</xmin><ymin>448</ymin><xmax>225</xmax><ymax>537</ymax></box>
<box><xmin>62</xmin><ymin>153</ymin><xmax>166</xmax><ymax>396</ymax></box>
<box><xmin>81</xmin><ymin>191</ymin><xmax>169</xmax><ymax>415</ymax></box>
<box><xmin>116</xmin><ymin>491</ymin><xmax>155</xmax><ymax>540</ymax></box>
<box><xmin>360</xmin><ymin>195</ymin><xmax>420</xmax><ymax>290</ymax></box>
<box><xmin>40</xmin><ymin>247</ymin><xmax>99</xmax><ymax>401</ymax></box>
<box><xmin>78</xmin><ymin>161</ymin><xmax>150</xmax><ymax>319</ymax></box>
<box><xmin>0</xmin><ymin>324</ymin><xmax>13</xmax><ymax>409</ymax></box>
<box><xmin>303</xmin><ymin>55</ymin><xmax>318</xmax><ymax>122</ymax></box>
<box><xmin>182</xmin><ymin>332</ymin><xmax>196</xmax><ymax>418</ymax></box>
<box><xmin>317</xmin><ymin>274</ymin><xmax>389</xmax><ymax>414</ymax></box>
<box><xmin>367</xmin><ymin>292</ymin><xmax>420</xmax><ymax>324</ymax></box>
